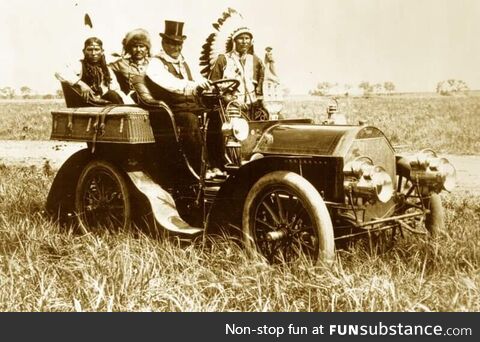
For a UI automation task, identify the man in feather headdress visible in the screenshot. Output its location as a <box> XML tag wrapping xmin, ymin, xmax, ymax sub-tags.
<box><xmin>208</xmin><ymin>26</ymin><xmax>264</xmax><ymax>112</ymax></box>
<box><xmin>56</xmin><ymin>37</ymin><xmax>126</xmax><ymax>104</ymax></box>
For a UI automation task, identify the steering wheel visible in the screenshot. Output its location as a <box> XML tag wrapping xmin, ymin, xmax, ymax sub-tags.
<box><xmin>198</xmin><ymin>78</ymin><xmax>241</xmax><ymax>110</ymax></box>
<box><xmin>210</xmin><ymin>78</ymin><xmax>240</xmax><ymax>94</ymax></box>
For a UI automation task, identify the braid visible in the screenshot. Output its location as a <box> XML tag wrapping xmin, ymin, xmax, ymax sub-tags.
<box><xmin>81</xmin><ymin>61</ymin><xmax>102</xmax><ymax>95</ymax></box>
<box><xmin>99</xmin><ymin>54</ymin><xmax>112</xmax><ymax>85</ymax></box>
<box><xmin>81</xmin><ymin>37</ymin><xmax>112</xmax><ymax>94</ymax></box>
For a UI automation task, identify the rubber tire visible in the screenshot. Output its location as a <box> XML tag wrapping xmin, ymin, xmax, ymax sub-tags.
<box><xmin>424</xmin><ymin>193</ymin><xmax>444</xmax><ymax>237</ymax></box>
<box><xmin>75</xmin><ymin>160</ymin><xmax>131</xmax><ymax>233</ymax></box>
<box><xmin>242</xmin><ymin>171</ymin><xmax>335</xmax><ymax>265</ymax></box>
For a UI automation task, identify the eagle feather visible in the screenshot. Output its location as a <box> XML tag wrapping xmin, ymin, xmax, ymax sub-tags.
<box><xmin>198</xmin><ymin>8</ymin><xmax>248</xmax><ymax>78</ymax></box>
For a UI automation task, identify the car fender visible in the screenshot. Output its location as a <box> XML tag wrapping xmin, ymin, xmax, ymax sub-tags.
<box><xmin>45</xmin><ymin>148</ymin><xmax>93</xmax><ymax>224</ymax></box>
<box><xmin>207</xmin><ymin>155</ymin><xmax>317</xmax><ymax>234</ymax></box>
<box><xmin>126</xmin><ymin>171</ymin><xmax>202</xmax><ymax>235</ymax></box>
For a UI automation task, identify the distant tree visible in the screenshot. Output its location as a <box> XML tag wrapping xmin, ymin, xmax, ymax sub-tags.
<box><xmin>384</xmin><ymin>81</ymin><xmax>396</xmax><ymax>94</ymax></box>
<box><xmin>436</xmin><ymin>79</ymin><xmax>469</xmax><ymax>96</ymax></box>
<box><xmin>310</xmin><ymin>82</ymin><xmax>333</xmax><ymax>96</ymax></box>
<box><xmin>0</xmin><ymin>86</ymin><xmax>16</xmax><ymax>99</ymax></box>
<box><xmin>20</xmin><ymin>86</ymin><xmax>32</xmax><ymax>99</ymax></box>
<box><xmin>43</xmin><ymin>94</ymin><xmax>54</xmax><ymax>99</ymax></box>
<box><xmin>373</xmin><ymin>83</ymin><xmax>383</xmax><ymax>94</ymax></box>
<box><xmin>56</xmin><ymin>89</ymin><xmax>64</xmax><ymax>99</ymax></box>
<box><xmin>358</xmin><ymin>82</ymin><xmax>373</xmax><ymax>97</ymax></box>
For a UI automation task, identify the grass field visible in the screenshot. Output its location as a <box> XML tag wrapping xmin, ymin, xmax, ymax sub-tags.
<box><xmin>0</xmin><ymin>100</ymin><xmax>64</xmax><ymax>141</ymax></box>
<box><xmin>282</xmin><ymin>94</ymin><xmax>480</xmax><ymax>154</ymax></box>
<box><xmin>0</xmin><ymin>95</ymin><xmax>479</xmax><ymax>311</ymax></box>
<box><xmin>0</xmin><ymin>164</ymin><xmax>478</xmax><ymax>311</ymax></box>
<box><xmin>1</xmin><ymin>95</ymin><xmax>479</xmax><ymax>154</ymax></box>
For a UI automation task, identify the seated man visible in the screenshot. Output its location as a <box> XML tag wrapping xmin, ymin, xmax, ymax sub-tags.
<box><xmin>144</xmin><ymin>20</ymin><xmax>211</xmax><ymax>174</ymax></box>
<box><xmin>56</xmin><ymin>37</ymin><xmax>128</xmax><ymax>105</ymax></box>
<box><xmin>110</xmin><ymin>28</ymin><xmax>159</xmax><ymax>106</ymax></box>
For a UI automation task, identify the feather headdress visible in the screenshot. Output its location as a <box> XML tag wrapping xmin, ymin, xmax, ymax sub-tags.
<box><xmin>84</xmin><ymin>13</ymin><xmax>93</xmax><ymax>28</ymax></box>
<box><xmin>199</xmin><ymin>8</ymin><xmax>252</xmax><ymax>77</ymax></box>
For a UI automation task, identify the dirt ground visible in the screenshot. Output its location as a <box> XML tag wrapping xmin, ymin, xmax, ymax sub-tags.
<box><xmin>0</xmin><ymin>140</ymin><xmax>478</xmax><ymax>195</ymax></box>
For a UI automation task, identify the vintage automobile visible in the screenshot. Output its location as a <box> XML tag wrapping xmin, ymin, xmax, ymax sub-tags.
<box><xmin>46</xmin><ymin>78</ymin><xmax>456</xmax><ymax>265</ymax></box>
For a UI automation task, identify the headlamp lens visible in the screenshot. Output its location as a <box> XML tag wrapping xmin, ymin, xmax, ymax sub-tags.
<box><xmin>371</xmin><ymin>166</ymin><xmax>394</xmax><ymax>203</ymax></box>
<box><xmin>231</xmin><ymin>117</ymin><xmax>249</xmax><ymax>141</ymax></box>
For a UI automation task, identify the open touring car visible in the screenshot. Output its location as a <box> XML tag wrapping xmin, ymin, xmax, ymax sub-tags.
<box><xmin>46</xmin><ymin>78</ymin><xmax>456</xmax><ymax>265</ymax></box>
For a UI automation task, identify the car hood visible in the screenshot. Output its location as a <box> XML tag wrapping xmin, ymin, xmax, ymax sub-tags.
<box><xmin>252</xmin><ymin>124</ymin><xmax>390</xmax><ymax>157</ymax></box>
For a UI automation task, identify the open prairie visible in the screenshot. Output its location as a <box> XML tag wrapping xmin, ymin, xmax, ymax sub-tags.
<box><xmin>0</xmin><ymin>94</ymin><xmax>478</xmax><ymax>311</ymax></box>
<box><xmin>2</xmin><ymin>94</ymin><xmax>479</xmax><ymax>154</ymax></box>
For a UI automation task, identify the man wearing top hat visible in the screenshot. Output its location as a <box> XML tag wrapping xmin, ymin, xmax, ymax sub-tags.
<box><xmin>145</xmin><ymin>20</ymin><xmax>211</xmax><ymax>173</ymax></box>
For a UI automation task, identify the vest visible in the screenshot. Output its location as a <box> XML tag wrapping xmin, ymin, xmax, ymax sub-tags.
<box><xmin>109</xmin><ymin>58</ymin><xmax>148</xmax><ymax>94</ymax></box>
<box><xmin>222</xmin><ymin>52</ymin><xmax>258</xmax><ymax>105</ymax></box>
<box><xmin>148</xmin><ymin>56</ymin><xmax>194</xmax><ymax>105</ymax></box>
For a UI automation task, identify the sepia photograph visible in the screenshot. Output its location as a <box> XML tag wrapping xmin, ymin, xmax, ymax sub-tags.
<box><xmin>0</xmin><ymin>0</ymin><xmax>478</xmax><ymax>313</ymax></box>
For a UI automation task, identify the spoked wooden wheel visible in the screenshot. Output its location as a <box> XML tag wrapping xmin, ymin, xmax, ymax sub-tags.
<box><xmin>75</xmin><ymin>160</ymin><xmax>131</xmax><ymax>232</ymax></box>
<box><xmin>242</xmin><ymin>171</ymin><xmax>335</xmax><ymax>265</ymax></box>
<box><xmin>397</xmin><ymin>175</ymin><xmax>444</xmax><ymax>237</ymax></box>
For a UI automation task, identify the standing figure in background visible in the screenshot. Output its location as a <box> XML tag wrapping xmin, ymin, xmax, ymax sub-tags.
<box><xmin>264</xmin><ymin>46</ymin><xmax>280</xmax><ymax>85</ymax></box>
<box><xmin>261</xmin><ymin>46</ymin><xmax>284</xmax><ymax>118</ymax></box>
<box><xmin>55</xmin><ymin>37</ymin><xmax>126</xmax><ymax>104</ymax></box>
<box><xmin>209</xmin><ymin>26</ymin><xmax>264</xmax><ymax>113</ymax></box>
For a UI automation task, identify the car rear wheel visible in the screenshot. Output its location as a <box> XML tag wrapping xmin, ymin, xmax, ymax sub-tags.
<box><xmin>242</xmin><ymin>171</ymin><xmax>335</xmax><ymax>265</ymax></box>
<box><xmin>75</xmin><ymin>160</ymin><xmax>131</xmax><ymax>233</ymax></box>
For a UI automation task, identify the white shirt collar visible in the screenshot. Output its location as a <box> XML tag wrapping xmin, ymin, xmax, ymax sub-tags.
<box><xmin>158</xmin><ymin>49</ymin><xmax>184</xmax><ymax>64</ymax></box>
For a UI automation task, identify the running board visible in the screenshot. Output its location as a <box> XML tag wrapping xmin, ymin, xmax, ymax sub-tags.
<box><xmin>126</xmin><ymin>171</ymin><xmax>203</xmax><ymax>235</ymax></box>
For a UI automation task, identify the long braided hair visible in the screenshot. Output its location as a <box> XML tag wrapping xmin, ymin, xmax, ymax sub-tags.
<box><xmin>81</xmin><ymin>37</ymin><xmax>112</xmax><ymax>96</ymax></box>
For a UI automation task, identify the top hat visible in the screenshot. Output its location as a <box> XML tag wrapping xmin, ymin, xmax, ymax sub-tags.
<box><xmin>160</xmin><ymin>20</ymin><xmax>187</xmax><ymax>43</ymax></box>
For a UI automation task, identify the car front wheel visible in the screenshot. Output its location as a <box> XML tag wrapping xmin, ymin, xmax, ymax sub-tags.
<box><xmin>242</xmin><ymin>171</ymin><xmax>335</xmax><ymax>265</ymax></box>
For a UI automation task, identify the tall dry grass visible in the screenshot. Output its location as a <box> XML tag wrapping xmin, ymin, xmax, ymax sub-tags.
<box><xmin>0</xmin><ymin>164</ymin><xmax>478</xmax><ymax>312</ymax></box>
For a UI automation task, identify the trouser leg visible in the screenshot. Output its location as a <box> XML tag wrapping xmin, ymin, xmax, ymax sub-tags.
<box><xmin>174</xmin><ymin>111</ymin><xmax>202</xmax><ymax>173</ymax></box>
<box><xmin>206</xmin><ymin>112</ymin><xmax>225</xmax><ymax>169</ymax></box>
<box><xmin>102</xmin><ymin>90</ymin><xmax>124</xmax><ymax>104</ymax></box>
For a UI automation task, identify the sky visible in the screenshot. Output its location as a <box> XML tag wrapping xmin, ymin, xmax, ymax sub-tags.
<box><xmin>0</xmin><ymin>0</ymin><xmax>479</xmax><ymax>94</ymax></box>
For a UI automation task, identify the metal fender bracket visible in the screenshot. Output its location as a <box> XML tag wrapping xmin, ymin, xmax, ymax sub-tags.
<box><xmin>126</xmin><ymin>171</ymin><xmax>203</xmax><ymax>235</ymax></box>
